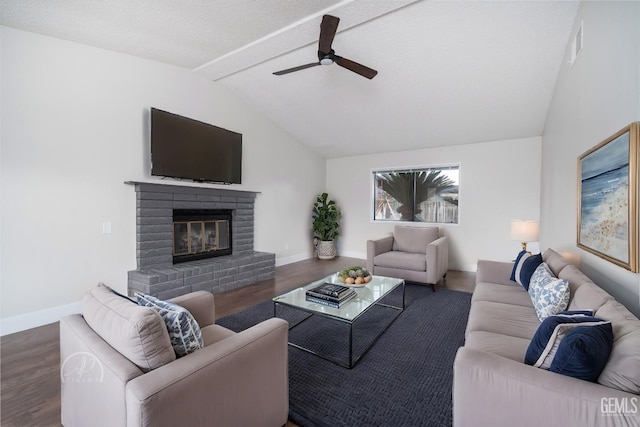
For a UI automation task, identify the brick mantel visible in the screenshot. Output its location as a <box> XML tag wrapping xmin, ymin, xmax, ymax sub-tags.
<box><xmin>126</xmin><ymin>181</ymin><xmax>275</xmax><ymax>299</ymax></box>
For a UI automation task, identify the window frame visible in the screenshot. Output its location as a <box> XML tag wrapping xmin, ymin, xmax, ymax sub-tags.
<box><xmin>370</xmin><ymin>163</ymin><xmax>461</xmax><ymax>225</ymax></box>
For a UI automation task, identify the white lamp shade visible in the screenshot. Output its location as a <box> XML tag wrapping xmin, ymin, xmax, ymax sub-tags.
<box><xmin>510</xmin><ymin>220</ymin><xmax>539</xmax><ymax>242</ymax></box>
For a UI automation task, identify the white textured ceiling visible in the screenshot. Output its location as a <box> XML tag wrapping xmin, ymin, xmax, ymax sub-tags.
<box><xmin>0</xmin><ymin>0</ymin><xmax>579</xmax><ymax>158</ymax></box>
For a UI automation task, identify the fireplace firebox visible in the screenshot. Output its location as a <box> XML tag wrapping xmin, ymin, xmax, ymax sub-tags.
<box><xmin>172</xmin><ymin>209</ymin><xmax>232</xmax><ymax>263</ymax></box>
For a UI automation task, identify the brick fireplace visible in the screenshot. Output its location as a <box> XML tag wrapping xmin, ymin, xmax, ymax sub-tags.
<box><xmin>127</xmin><ymin>182</ymin><xmax>275</xmax><ymax>300</ymax></box>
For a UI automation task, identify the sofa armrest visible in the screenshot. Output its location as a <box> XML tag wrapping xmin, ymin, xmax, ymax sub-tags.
<box><xmin>426</xmin><ymin>236</ymin><xmax>448</xmax><ymax>285</ymax></box>
<box><xmin>453</xmin><ymin>347</ymin><xmax>638</xmax><ymax>427</ymax></box>
<box><xmin>125</xmin><ymin>317</ymin><xmax>289</xmax><ymax>427</ymax></box>
<box><xmin>366</xmin><ymin>236</ymin><xmax>394</xmax><ymax>271</ymax></box>
<box><xmin>169</xmin><ymin>291</ymin><xmax>215</xmax><ymax>327</ymax></box>
<box><xmin>476</xmin><ymin>259</ymin><xmax>517</xmax><ymax>286</ymax></box>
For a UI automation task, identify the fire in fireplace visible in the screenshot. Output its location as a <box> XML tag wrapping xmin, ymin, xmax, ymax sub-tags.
<box><xmin>172</xmin><ymin>209</ymin><xmax>232</xmax><ymax>263</ymax></box>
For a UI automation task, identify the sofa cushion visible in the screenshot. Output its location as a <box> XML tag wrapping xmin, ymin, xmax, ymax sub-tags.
<box><xmin>525</xmin><ymin>313</ymin><xmax>613</xmax><ymax>382</ymax></box>
<box><xmin>99</xmin><ymin>281</ymin><xmax>136</xmax><ymax>302</ymax></box>
<box><xmin>510</xmin><ymin>251</ymin><xmax>543</xmax><ymax>290</ymax></box>
<box><xmin>560</xmin><ymin>265</ymin><xmax>613</xmax><ymax>312</ymax></box>
<box><xmin>392</xmin><ymin>226</ymin><xmax>437</xmax><ymax>254</ymax></box>
<box><xmin>472</xmin><ymin>282</ymin><xmax>534</xmax><ymax>308</ymax></box>
<box><xmin>136</xmin><ymin>294</ymin><xmax>204</xmax><ymax>357</ymax></box>
<box><xmin>528</xmin><ymin>263</ymin><xmax>570</xmax><ymax>321</ymax></box>
<box><xmin>374</xmin><ymin>251</ymin><xmax>426</xmax><ymax>271</ymax></box>
<box><xmin>83</xmin><ymin>284</ymin><xmax>176</xmax><ymax>371</ymax></box>
<box><xmin>542</xmin><ymin>248</ymin><xmax>570</xmax><ymax>276</ymax></box>
<box><xmin>465</xmin><ymin>301</ymin><xmax>541</xmax><ymax>340</ymax></box>
<box><xmin>596</xmin><ymin>300</ymin><xmax>640</xmax><ymax>394</ymax></box>
<box><xmin>465</xmin><ymin>330</ymin><xmax>531</xmax><ymax>362</ymax></box>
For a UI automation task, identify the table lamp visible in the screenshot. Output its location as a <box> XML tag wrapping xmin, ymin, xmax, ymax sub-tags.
<box><xmin>511</xmin><ymin>220</ymin><xmax>539</xmax><ymax>253</ymax></box>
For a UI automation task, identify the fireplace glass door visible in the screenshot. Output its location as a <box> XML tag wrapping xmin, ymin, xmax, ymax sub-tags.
<box><xmin>173</xmin><ymin>220</ymin><xmax>230</xmax><ymax>257</ymax></box>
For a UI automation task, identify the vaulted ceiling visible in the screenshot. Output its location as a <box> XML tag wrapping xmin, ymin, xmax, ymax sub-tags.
<box><xmin>0</xmin><ymin>0</ymin><xmax>580</xmax><ymax>158</ymax></box>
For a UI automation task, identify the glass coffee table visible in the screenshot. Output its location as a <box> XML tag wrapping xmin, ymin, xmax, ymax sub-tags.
<box><xmin>273</xmin><ymin>274</ymin><xmax>405</xmax><ymax>368</ymax></box>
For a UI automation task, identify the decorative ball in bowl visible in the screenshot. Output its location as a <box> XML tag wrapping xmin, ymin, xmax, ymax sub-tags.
<box><xmin>337</xmin><ymin>266</ymin><xmax>372</xmax><ymax>285</ymax></box>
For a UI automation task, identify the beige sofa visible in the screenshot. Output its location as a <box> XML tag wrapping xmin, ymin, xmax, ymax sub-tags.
<box><xmin>366</xmin><ymin>225</ymin><xmax>448</xmax><ymax>291</ymax></box>
<box><xmin>454</xmin><ymin>249</ymin><xmax>640</xmax><ymax>427</ymax></box>
<box><xmin>60</xmin><ymin>286</ymin><xmax>289</xmax><ymax>427</ymax></box>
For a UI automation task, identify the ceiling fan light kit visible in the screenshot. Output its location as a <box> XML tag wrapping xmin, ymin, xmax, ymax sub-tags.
<box><xmin>273</xmin><ymin>15</ymin><xmax>377</xmax><ymax>80</ymax></box>
<box><xmin>320</xmin><ymin>53</ymin><xmax>334</xmax><ymax>66</ymax></box>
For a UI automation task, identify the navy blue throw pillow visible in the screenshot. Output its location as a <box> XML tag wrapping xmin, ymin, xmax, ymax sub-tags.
<box><xmin>510</xmin><ymin>250</ymin><xmax>528</xmax><ymax>281</ymax></box>
<box><xmin>510</xmin><ymin>252</ymin><xmax>543</xmax><ymax>290</ymax></box>
<box><xmin>525</xmin><ymin>314</ymin><xmax>613</xmax><ymax>382</ymax></box>
<box><xmin>558</xmin><ymin>310</ymin><xmax>594</xmax><ymax>316</ymax></box>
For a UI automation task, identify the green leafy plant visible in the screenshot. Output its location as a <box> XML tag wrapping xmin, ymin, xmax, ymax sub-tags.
<box><xmin>312</xmin><ymin>192</ymin><xmax>341</xmax><ymax>241</ymax></box>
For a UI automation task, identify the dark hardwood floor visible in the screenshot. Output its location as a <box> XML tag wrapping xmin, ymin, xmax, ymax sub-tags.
<box><xmin>0</xmin><ymin>256</ymin><xmax>475</xmax><ymax>427</ymax></box>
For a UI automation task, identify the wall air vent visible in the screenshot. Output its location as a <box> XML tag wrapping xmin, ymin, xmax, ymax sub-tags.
<box><xmin>569</xmin><ymin>21</ymin><xmax>584</xmax><ymax>67</ymax></box>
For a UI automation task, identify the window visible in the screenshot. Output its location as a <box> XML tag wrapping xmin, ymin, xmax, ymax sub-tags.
<box><xmin>373</xmin><ymin>165</ymin><xmax>459</xmax><ymax>224</ymax></box>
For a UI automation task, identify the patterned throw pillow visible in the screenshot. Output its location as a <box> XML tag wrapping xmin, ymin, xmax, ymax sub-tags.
<box><xmin>136</xmin><ymin>294</ymin><xmax>204</xmax><ymax>357</ymax></box>
<box><xmin>528</xmin><ymin>263</ymin><xmax>570</xmax><ymax>321</ymax></box>
<box><xmin>525</xmin><ymin>313</ymin><xmax>613</xmax><ymax>382</ymax></box>
<box><xmin>510</xmin><ymin>251</ymin><xmax>543</xmax><ymax>290</ymax></box>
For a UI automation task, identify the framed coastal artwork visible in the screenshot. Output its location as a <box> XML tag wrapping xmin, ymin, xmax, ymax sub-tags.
<box><xmin>577</xmin><ymin>122</ymin><xmax>639</xmax><ymax>272</ymax></box>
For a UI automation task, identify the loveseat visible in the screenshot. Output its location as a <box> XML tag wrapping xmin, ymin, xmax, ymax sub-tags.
<box><xmin>366</xmin><ymin>225</ymin><xmax>448</xmax><ymax>291</ymax></box>
<box><xmin>60</xmin><ymin>285</ymin><xmax>289</xmax><ymax>427</ymax></box>
<box><xmin>453</xmin><ymin>249</ymin><xmax>639</xmax><ymax>427</ymax></box>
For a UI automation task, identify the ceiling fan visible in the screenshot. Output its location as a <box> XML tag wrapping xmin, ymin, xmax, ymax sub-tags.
<box><xmin>273</xmin><ymin>14</ymin><xmax>378</xmax><ymax>80</ymax></box>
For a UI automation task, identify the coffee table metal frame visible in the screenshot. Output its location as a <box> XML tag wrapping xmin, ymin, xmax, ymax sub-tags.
<box><xmin>273</xmin><ymin>275</ymin><xmax>405</xmax><ymax>368</ymax></box>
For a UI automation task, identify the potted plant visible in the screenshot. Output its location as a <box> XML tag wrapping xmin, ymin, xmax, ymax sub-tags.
<box><xmin>312</xmin><ymin>192</ymin><xmax>341</xmax><ymax>260</ymax></box>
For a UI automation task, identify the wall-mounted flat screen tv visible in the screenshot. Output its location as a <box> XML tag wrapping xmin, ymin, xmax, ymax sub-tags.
<box><xmin>150</xmin><ymin>108</ymin><xmax>242</xmax><ymax>184</ymax></box>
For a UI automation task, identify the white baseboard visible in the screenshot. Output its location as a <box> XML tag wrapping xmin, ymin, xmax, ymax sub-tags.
<box><xmin>457</xmin><ymin>263</ymin><xmax>478</xmax><ymax>272</ymax></box>
<box><xmin>276</xmin><ymin>252</ymin><xmax>312</xmax><ymax>267</ymax></box>
<box><xmin>338</xmin><ymin>250</ymin><xmax>367</xmax><ymax>260</ymax></box>
<box><xmin>275</xmin><ymin>250</ymin><xmax>366</xmax><ymax>267</ymax></box>
<box><xmin>331</xmin><ymin>252</ymin><xmax>480</xmax><ymax>273</ymax></box>
<box><xmin>0</xmin><ymin>301</ymin><xmax>82</xmax><ymax>336</ymax></box>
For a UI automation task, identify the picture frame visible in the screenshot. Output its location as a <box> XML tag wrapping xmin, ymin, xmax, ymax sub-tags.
<box><xmin>577</xmin><ymin>122</ymin><xmax>639</xmax><ymax>272</ymax></box>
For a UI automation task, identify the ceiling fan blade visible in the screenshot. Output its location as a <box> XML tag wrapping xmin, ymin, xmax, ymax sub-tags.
<box><xmin>318</xmin><ymin>15</ymin><xmax>340</xmax><ymax>54</ymax></box>
<box><xmin>334</xmin><ymin>55</ymin><xmax>378</xmax><ymax>79</ymax></box>
<box><xmin>273</xmin><ymin>62</ymin><xmax>321</xmax><ymax>76</ymax></box>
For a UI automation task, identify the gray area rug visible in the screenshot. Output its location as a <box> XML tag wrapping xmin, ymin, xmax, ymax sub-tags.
<box><xmin>217</xmin><ymin>284</ymin><xmax>471</xmax><ymax>427</ymax></box>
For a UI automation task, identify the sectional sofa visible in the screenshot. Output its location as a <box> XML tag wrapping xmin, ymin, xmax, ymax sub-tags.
<box><xmin>453</xmin><ymin>249</ymin><xmax>639</xmax><ymax>427</ymax></box>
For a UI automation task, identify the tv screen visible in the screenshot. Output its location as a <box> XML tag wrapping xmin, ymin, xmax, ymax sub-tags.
<box><xmin>150</xmin><ymin>108</ymin><xmax>242</xmax><ymax>184</ymax></box>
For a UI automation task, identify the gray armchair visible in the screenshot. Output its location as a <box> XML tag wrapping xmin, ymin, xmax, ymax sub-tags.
<box><xmin>366</xmin><ymin>225</ymin><xmax>448</xmax><ymax>291</ymax></box>
<box><xmin>60</xmin><ymin>285</ymin><xmax>288</xmax><ymax>427</ymax></box>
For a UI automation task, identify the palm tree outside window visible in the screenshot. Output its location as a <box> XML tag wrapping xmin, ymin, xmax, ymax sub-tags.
<box><xmin>373</xmin><ymin>166</ymin><xmax>459</xmax><ymax>223</ymax></box>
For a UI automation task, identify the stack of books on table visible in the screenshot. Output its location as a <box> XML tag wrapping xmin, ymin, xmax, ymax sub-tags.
<box><xmin>305</xmin><ymin>283</ymin><xmax>357</xmax><ymax>308</ymax></box>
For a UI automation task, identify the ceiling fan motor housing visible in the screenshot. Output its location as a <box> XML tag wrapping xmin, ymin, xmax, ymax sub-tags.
<box><xmin>319</xmin><ymin>49</ymin><xmax>335</xmax><ymax>65</ymax></box>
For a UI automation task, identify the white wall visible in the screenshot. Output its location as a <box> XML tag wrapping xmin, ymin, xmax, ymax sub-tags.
<box><xmin>541</xmin><ymin>1</ymin><xmax>640</xmax><ymax>316</ymax></box>
<box><xmin>326</xmin><ymin>137</ymin><xmax>542</xmax><ymax>271</ymax></box>
<box><xmin>0</xmin><ymin>27</ymin><xmax>325</xmax><ymax>332</ymax></box>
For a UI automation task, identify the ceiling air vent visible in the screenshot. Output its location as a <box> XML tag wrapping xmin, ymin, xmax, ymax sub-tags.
<box><xmin>569</xmin><ymin>21</ymin><xmax>583</xmax><ymax>67</ymax></box>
